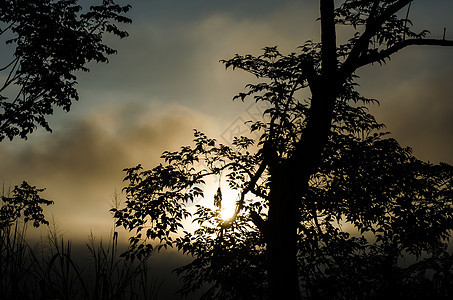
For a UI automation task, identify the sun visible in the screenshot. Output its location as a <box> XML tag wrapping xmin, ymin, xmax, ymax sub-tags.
<box><xmin>220</xmin><ymin>201</ymin><xmax>236</xmax><ymax>220</ymax></box>
<box><xmin>219</xmin><ymin>189</ymin><xmax>238</xmax><ymax>221</ymax></box>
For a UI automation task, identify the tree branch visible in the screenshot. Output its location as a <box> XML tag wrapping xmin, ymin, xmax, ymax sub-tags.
<box><xmin>288</xmin><ymin>0</ymin><xmax>338</xmax><ymax>187</ymax></box>
<box><xmin>341</xmin><ymin>0</ymin><xmax>414</xmax><ymax>76</ymax></box>
<box><xmin>250</xmin><ymin>210</ymin><xmax>267</xmax><ymax>236</ymax></box>
<box><xmin>300</xmin><ymin>58</ymin><xmax>319</xmax><ymax>95</ymax></box>
<box><xmin>357</xmin><ymin>38</ymin><xmax>453</xmax><ymax>68</ymax></box>
<box><xmin>0</xmin><ymin>57</ymin><xmax>20</xmax><ymax>93</ymax></box>
<box><xmin>320</xmin><ymin>0</ymin><xmax>337</xmax><ymax>80</ymax></box>
<box><xmin>221</xmin><ymin>159</ymin><xmax>268</xmax><ymax>229</ymax></box>
<box><xmin>0</xmin><ymin>22</ymin><xmax>14</xmax><ymax>36</ymax></box>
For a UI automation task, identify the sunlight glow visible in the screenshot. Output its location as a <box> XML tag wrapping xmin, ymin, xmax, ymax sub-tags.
<box><xmin>220</xmin><ymin>201</ymin><xmax>236</xmax><ymax>220</ymax></box>
<box><xmin>219</xmin><ymin>189</ymin><xmax>238</xmax><ymax>221</ymax></box>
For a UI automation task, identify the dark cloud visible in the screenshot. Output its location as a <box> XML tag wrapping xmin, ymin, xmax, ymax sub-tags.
<box><xmin>131</xmin><ymin>0</ymin><xmax>313</xmax><ymax>24</ymax></box>
<box><xmin>376</xmin><ymin>69</ymin><xmax>453</xmax><ymax>164</ymax></box>
<box><xmin>358</xmin><ymin>46</ymin><xmax>453</xmax><ymax>164</ymax></box>
<box><xmin>1</xmin><ymin>0</ymin><xmax>322</xmax><ymax>242</ymax></box>
<box><xmin>0</xmin><ymin>104</ymin><xmax>213</xmax><ymax>239</ymax></box>
<box><xmin>74</xmin><ymin>1</ymin><xmax>320</xmax><ymax>121</ymax></box>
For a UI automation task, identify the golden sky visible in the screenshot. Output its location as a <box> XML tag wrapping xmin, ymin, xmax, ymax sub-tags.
<box><xmin>1</xmin><ymin>0</ymin><xmax>453</xmax><ymax>243</ymax></box>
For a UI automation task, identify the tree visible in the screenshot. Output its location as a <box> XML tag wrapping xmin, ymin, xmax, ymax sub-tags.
<box><xmin>0</xmin><ymin>0</ymin><xmax>130</xmax><ymax>229</ymax></box>
<box><xmin>112</xmin><ymin>1</ymin><xmax>453</xmax><ymax>299</ymax></box>
<box><xmin>0</xmin><ymin>0</ymin><xmax>131</xmax><ymax>141</ymax></box>
<box><xmin>1</xmin><ymin>181</ymin><xmax>53</xmax><ymax>229</ymax></box>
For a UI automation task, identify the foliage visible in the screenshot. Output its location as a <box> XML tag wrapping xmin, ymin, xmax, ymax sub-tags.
<box><xmin>112</xmin><ymin>1</ymin><xmax>453</xmax><ymax>299</ymax></box>
<box><xmin>1</xmin><ymin>181</ymin><xmax>53</xmax><ymax>229</ymax></box>
<box><xmin>114</xmin><ymin>82</ymin><xmax>453</xmax><ymax>299</ymax></box>
<box><xmin>0</xmin><ymin>0</ymin><xmax>131</xmax><ymax>141</ymax></box>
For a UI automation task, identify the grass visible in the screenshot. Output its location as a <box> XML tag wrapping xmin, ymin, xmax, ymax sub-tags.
<box><xmin>0</xmin><ymin>188</ymin><xmax>162</xmax><ymax>300</ymax></box>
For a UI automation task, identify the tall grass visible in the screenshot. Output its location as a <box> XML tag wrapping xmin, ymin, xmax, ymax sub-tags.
<box><xmin>0</xmin><ymin>218</ymin><xmax>37</xmax><ymax>299</ymax></box>
<box><xmin>0</xmin><ymin>188</ymin><xmax>161</xmax><ymax>300</ymax></box>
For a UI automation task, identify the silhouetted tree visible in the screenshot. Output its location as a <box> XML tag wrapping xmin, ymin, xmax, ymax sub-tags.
<box><xmin>0</xmin><ymin>0</ymin><xmax>131</xmax><ymax>141</ymax></box>
<box><xmin>0</xmin><ymin>181</ymin><xmax>53</xmax><ymax>229</ymax></box>
<box><xmin>112</xmin><ymin>1</ymin><xmax>453</xmax><ymax>299</ymax></box>
<box><xmin>0</xmin><ymin>0</ymin><xmax>130</xmax><ymax>228</ymax></box>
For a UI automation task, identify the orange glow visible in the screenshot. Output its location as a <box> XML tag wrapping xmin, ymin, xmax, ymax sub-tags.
<box><xmin>219</xmin><ymin>189</ymin><xmax>238</xmax><ymax>220</ymax></box>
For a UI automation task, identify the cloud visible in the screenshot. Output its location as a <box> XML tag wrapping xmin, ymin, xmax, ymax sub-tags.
<box><xmin>0</xmin><ymin>1</ymin><xmax>320</xmax><ymax>240</ymax></box>
<box><xmin>358</xmin><ymin>46</ymin><xmax>453</xmax><ymax>164</ymax></box>
<box><xmin>2</xmin><ymin>0</ymin><xmax>452</xmax><ymax>244</ymax></box>
<box><xmin>0</xmin><ymin>103</ymin><xmax>215</xmax><ymax>239</ymax></box>
<box><xmin>377</xmin><ymin>69</ymin><xmax>453</xmax><ymax>163</ymax></box>
<box><xmin>74</xmin><ymin>1</ymin><xmax>320</xmax><ymax>123</ymax></box>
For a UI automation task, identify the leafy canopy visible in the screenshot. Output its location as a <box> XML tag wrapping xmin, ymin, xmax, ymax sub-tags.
<box><xmin>0</xmin><ymin>0</ymin><xmax>131</xmax><ymax>141</ymax></box>
<box><xmin>113</xmin><ymin>1</ymin><xmax>453</xmax><ymax>298</ymax></box>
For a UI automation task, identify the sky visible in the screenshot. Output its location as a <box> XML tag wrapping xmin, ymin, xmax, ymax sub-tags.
<box><xmin>1</xmin><ymin>0</ymin><xmax>453</xmax><ymax>298</ymax></box>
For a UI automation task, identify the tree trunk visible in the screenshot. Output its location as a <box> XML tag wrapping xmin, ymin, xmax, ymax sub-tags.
<box><xmin>267</xmin><ymin>167</ymin><xmax>302</xmax><ymax>300</ymax></box>
<box><xmin>266</xmin><ymin>2</ymin><xmax>338</xmax><ymax>299</ymax></box>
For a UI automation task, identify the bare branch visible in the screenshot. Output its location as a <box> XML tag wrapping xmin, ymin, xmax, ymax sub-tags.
<box><xmin>0</xmin><ymin>57</ymin><xmax>20</xmax><ymax>93</ymax></box>
<box><xmin>0</xmin><ymin>57</ymin><xmax>19</xmax><ymax>72</ymax></box>
<box><xmin>357</xmin><ymin>38</ymin><xmax>453</xmax><ymax>68</ymax></box>
<box><xmin>402</xmin><ymin>2</ymin><xmax>412</xmax><ymax>40</ymax></box>
<box><xmin>341</xmin><ymin>0</ymin><xmax>414</xmax><ymax>76</ymax></box>
<box><xmin>0</xmin><ymin>22</ymin><xmax>14</xmax><ymax>36</ymax></box>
